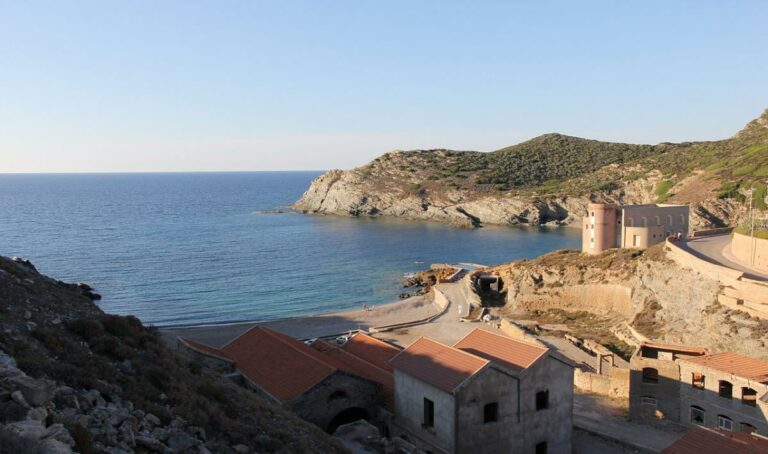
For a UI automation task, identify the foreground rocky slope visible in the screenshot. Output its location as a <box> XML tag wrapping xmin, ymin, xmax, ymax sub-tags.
<box><xmin>295</xmin><ymin>108</ymin><xmax>768</xmax><ymax>230</ymax></box>
<box><xmin>0</xmin><ymin>256</ymin><xmax>345</xmax><ymax>453</ymax></box>
<box><xmin>485</xmin><ymin>245</ymin><xmax>768</xmax><ymax>359</ymax></box>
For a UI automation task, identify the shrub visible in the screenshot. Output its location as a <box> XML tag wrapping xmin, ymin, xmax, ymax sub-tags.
<box><xmin>733</xmin><ymin>164</ymin><xmax>758</xmax><ymax>176</ymax></box>
<box><xmin>66</xmin><ymin>318</ymin><xmax>104</xmax><ymax>342</ymax></box>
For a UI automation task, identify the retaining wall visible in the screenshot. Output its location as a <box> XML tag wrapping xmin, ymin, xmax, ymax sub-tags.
<box><xmin>574</xmin><ymin>368</ymin><xmax>629</xmax><ymax>399</ymax></box>
<box><xmin>732</xmin><ymin>232</ymin><xmax>768</xmax><ymax>272</ymax></box>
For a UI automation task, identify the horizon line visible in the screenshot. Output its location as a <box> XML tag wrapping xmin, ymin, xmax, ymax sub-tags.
<box><xmin>0</xmin><ymin>170</ymin><xmax>329</xmax><ymax>176</ymax></box>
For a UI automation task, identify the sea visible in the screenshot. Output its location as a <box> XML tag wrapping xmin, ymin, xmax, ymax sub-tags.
<box><xmin>0</xmin><ymin>172</ymin><xmax>580</xmax><ymax>326</ymax></box>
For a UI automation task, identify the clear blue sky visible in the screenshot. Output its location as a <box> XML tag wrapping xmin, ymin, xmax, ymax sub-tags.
<box><xmin>2</xmin><ymin>1</ymin><xmax>767</xmax><ymax>172</ymax></box>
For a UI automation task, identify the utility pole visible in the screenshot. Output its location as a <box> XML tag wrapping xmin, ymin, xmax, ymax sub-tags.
<box><xmin>749</xmin><ymin>188</ymin><xmax>756</xmax><ymax>266</ymax></box>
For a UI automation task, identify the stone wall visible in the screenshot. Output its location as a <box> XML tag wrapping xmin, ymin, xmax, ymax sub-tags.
<box><xmin>732</xmin><ymin>232</ymin><xmax>768</xmax><ymax>272</ymax></box>
<box><xmin>678</xmin><ymin>360</ymin><xmax>768</xmax><ymax>435</ymax></box>
<box><xmin>574</xmin><ymin>367</ymin><xmax>629</xmax><ymax>399</ymax></box>
<box><xmin>512</xmin><ymin>283</ymin><xmax>633</xmax><ymax>319</ymax></box>
<box><xmin>393</xmin><ymin>369</ymin><xmax>456</xmax><ymax>453</ymax></box>
<box><xmin>628</xmin><ymin>355</ymin><xmax>682</xmax><ymax>421</ymax></box>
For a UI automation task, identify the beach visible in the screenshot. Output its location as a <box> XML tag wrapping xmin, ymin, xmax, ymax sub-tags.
<box><xmin>159</xmin><ymin>294</ymin><xmax>437</xmax><ymax>348</ymax></box>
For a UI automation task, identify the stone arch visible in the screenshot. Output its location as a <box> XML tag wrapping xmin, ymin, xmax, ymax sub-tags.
<box><xmin>327</xmin><ymin>407</ymin><xmax>369</xmax><ymax>434</ymax></box>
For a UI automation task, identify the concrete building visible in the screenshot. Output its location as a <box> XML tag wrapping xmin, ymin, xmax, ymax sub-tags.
<box><xmin>582</xmin><ymin>202</ymin><xmax>690</xmax><ymax>254</ymax></box>
<box><xmin>629</xmin><ymin>342</ymin><xmax>707</xmax><ymax>421</ymax></box>
<box><xmin>178</xmin><ymin>328</ymin><xmax>401</xmax><ymax>433</ymax></box>
<box><xmin>390</xmin><ymin>329</ymin><xmax>574</xmax><ymax>454</ymax></box>
<box><xmin>678</xmin><ymin>352</ymin><xmax>768</xmax><ymax>435</ymax></box>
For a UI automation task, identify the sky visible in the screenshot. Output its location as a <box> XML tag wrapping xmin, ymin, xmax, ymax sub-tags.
<box><xmin>1</xmin><ymin>1</ymin><xmax>767</xmax><ymax>173</ymax></box>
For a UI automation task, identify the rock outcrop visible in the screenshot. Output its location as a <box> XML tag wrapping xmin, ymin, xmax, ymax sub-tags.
<box><xmin>487</xmin><ymin>246</ymin><xmax>768</xmax><ymax>359</ymax></box>
<box><xmin>0</xmin><ymin>256</ymin><xmax>345</xmax><ymax>453</ymax></box>
<box><xmin>294</xmin><ymin>109</ymin><xmax>768</xmax><ymax>230</ymax></box>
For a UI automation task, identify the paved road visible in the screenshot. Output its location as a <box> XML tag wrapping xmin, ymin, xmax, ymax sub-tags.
<box><xmin>678</xmin><ymin>234</ymin><xmax>768</xmax><ymax>281</ymax></box>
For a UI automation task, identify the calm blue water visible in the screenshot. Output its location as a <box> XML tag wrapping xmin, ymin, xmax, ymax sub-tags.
<box><xmin>0</xmin><ymin>172</ymin><xmax>580</xmax><ymax>326</ymax></box>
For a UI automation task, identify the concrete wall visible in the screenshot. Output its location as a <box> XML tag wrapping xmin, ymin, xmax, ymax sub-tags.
<box><xmin>455</xmin><ymin>367</ymin><xmax>520</xmax><ymax>453</ymax></box>
<box><xmin>629</xmin><ymin>354</ymin><xmax>682</xmax><ymax>421</ymax></box>
<box><xmin>574</xmin><ymin>367</ymin><xmax>630</xmax><ymax>399</ymax></box>
<box><xmin>678</xmin><ymin>361</ymin><xmax>768</xmax><ymax>436</ymax></box>
<box><xmin>732</xmin><ymin>232</ymin><xmax>768</xmax><ymax>272</ymax></box>
<box><xmin>666</xmin><ymin>240</ymin><xmax>768</xmax><ymax>319</ymax></box>
<box><xmin>393</xmin><ymin>369</ymin><xmax>456</xmax><ymax>453</ymax></box>
<box><xmin>288</xmin><ymin>371</ymin><xmax>383</xmax><ymax>432</ymax></box>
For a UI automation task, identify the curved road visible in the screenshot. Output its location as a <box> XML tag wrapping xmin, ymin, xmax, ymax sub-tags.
<box><xmin>678</xmin><ymin>234</ymin><xmax>768</xmax><ymax>281</ymax></box>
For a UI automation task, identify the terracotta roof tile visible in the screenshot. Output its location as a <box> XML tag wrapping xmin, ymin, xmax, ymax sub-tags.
<box><xmin>178</xmin><ymin>337</ymin><xmax>234</xmax><ymax>363</ymax></box>
<box><xmin>682</xmin><ymin>352</ymin><xmax>768</xmax><ymax>383</ymax></box>
<box><xmin>389</xmin><ymin>337</ymin><xmax>489</xmax><ymax>393</ymax></box>
<box><xmin>220</xmin><ymin>326</ymin><xmax>336</xmax><ymax>401</ymax></box>
<box><xmin>453</xmin><ymin>329</ymin><xmax>548</xmax><ymax>373</ymax></box>
<box><xmin>662</xmin><ymin>427</ymin><xmax>768</xmax><ymax>454</ymax></box>
<box><xmin>341</xmin><ymin>333</ymin><xmax>401</xmax><ymax>373</ymax></box>
<box><xmin>310</xmin><ymin>339</ymin><xmax>396</xmax><ymax>409</ymax></box>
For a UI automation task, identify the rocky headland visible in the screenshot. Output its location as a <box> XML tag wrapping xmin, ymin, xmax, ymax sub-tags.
<box><xmin>0</xmin><ymin>256</ymin><xmax>345</xmax><ymax>453</ymax></box>
<box><xmin>294</xmin><ymin>108</ymin><xmax>768</xmax><ymax>230</ymax></box>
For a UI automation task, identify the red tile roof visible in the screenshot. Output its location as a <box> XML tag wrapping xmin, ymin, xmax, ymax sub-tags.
<box><xmin>453</xmin><ymin>329</ymin><xmax>548</xmax><ymax>373</ymax></box>
<box><xmin>341</xmin><ymin>333</ymin><xmax>401</xmax><ymax>373</ymax></box>
<box><xmin>310</xmin><ymin>339</ymin><xmax>396</xmax><ymax>409</ymax></box>
<box><xmin>389</xmin><ymin>337</ymin><xmax>489</xmax><ymax>394</ymax></box>
<box><xmin>218</xmin><ymin>326</ymin><xmax>337</xmax><ymax>401</ymax></box>
<box><xmin>178</xmin><ymin>337</ymin><xmax>233</xmax><ymax>363</ymax></box>
<box><xmin>682</xmin><ymin>352</ymin><xmax>768</xmax><ymax>383</ymax></box>
<box><xmin>662</xmin><ymin>427</ymin><xmax>768</xmax><ymax>454</ymax></box>
<box><xmin>181</xmin><ymin>327</ymin><xmax>397</xmax><ymax>406</ymax></box>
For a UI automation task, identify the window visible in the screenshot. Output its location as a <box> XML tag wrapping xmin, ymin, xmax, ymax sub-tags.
<box><xmin>667</xmin><ymin>215</ymin><xmax>673</xmax><ymax>226</ymax></box>
<box><xmin>742</xmin><ymin>388</ymin><xmax>757</xmax><ymax>407</ymax></box>
<box><xmin>740</xmin><ymin>423</ymin><xmax>756</xmax><ymax>433</ymax></box>
<box><xmin>719</xmin><ymin>380</ymin><xmax>733</xmax><ymax>399</ymax></box>
<box><xmin>642</xmin><ymin>368</ymin><xmax>659</xmax><ymax>384</ymax></box>
<box><xmin>641</xmin><ymin>217</ymin><xmax>648</xmax><ymax>227</ymax></box>
<box><xmin>690</xmin><ymin>406</ymin><xmax>705</xmax><ymax>425</ymax></box>
<box><xmin>680</xmin><ymin>215</ymin><xmax>685</xmax><ymax>226</ymax></box>
<box><xmin>423</xmin><ymin>398</ymin><xmax>434</xmax><ymax>428</ymax></box>
<box><xmin>655</xmin><ymin>216</ymin><xmax>661</xmax><ymax>226</ymax></box>
<box><xmin>483</xmin><ymin>402</ymin><xmax>498</xmax><ymax>423</ymax></box>
<box><xmin>627</xmin><ymin>217</ymin><xmax>633</xmax><ymax>227</ymax></box>
<box><xmin>718</xmin><ymin>415</ymin><xmax>733</xmax><ymax>431</ymax></box>
<box><xmin>591</xmin><ymin>212</ymin><xmax>595</xmax><ymax>217</ymax></box>
<box><xmin>641</xmin><ymin>347</ymin><xmax>658</xmax><ymax>359</ymax></box>
<box><xmin>536</xmin><ymin>390</ymin><xmax>549</xmax><ymax>410</ymax></box>
<box><xmin>535</xmin><ymin>441</ymin><xmax>547</xmax><ymax>454</ymax></box>
<box><xmin>692</xmin><ymin>373</ymin><xmax>705</xmax><ymax>390</ymax></box>
<box><xmin>641</xmin><ymin>396</ymin><xmax>657</xmax><ymax>407</ymax></box>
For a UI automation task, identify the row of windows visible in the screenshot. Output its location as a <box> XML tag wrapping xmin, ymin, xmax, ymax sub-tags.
<box><xmin>689</xmin><ymin>405</ymin><xmax>756</xmax><ymax>433</ymax></box>
<box><xmin>619</xmin><ymin>215</ymin><xmax>687</xmax><ymax>228</ymax></box>
<box><xmin>421</xmin><ymin>390</ymin><xmax>550</xmax><ymax>428</ymax></box>
<box><xmin>641</xmin><ymin>368</ymin><xmax>758</xmax><ymax>406</ymax></box>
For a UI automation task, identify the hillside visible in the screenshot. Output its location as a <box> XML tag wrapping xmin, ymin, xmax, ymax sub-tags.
<box><xmin>485</xmin><ymin>245</ymin><xmax>768</xmax><ymax>360</ymax></box>
<box><xmin>294</xmin><ymin>108</ymin><xmax>768</xmax><ymax>230</ymax></box>
<box><xmin>0</xmin><ymin>256</ymin><xmax>345</xmax><ymax>453</ymax></box>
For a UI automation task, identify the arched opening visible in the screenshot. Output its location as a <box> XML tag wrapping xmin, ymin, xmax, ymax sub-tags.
<box><xmin>690</xmin><ymin>405</ymin><xmax>705</xmax><ymax>425</ymax></box>
<box><xmin>327</xmin><ymin>407</ymin><xmax>369</xmax><ymax>434</ymax></box>
<box><xmin>742</xmin><ymin>387</ymin><xmax>757</xmax><ymax>406</ymax></box>
<box><xmin>641</xmin><ymin>217</ymin><xmax>648</xmax><ymax>227</ymax></box>
<box><xmin>642</xmin><ymin>367</ymin><xmax>659</xmax><ymax>384</ymax></box>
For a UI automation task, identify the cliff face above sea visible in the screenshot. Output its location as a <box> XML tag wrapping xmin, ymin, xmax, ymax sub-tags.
<box><xmin>0</xmin><ymin>256</ymin><xmax>344</xmax><ymax>453</ymax></box>
<box><xmin>294</xmin><ymin>108</ymin><xmax>768</xmax><ymax>230</ymax></box>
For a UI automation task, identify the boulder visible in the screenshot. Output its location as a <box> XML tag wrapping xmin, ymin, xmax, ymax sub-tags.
<box><xmin>38</xmin><ymin>438</ymin><xmax>73</xmax><ymax>454</ymax></box>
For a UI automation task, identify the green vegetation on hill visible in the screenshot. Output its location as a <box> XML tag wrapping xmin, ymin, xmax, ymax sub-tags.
<box><xmin>361</xmin><ymin>108</ymin><xmax>768</xmax><ymax>207</ymax></box>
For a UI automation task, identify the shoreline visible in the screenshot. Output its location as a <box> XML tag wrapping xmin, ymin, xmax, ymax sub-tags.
<box><xmin>159</xmin><ymin>293</ymin><xmax>437</xmax><ymax>348</ymax></box>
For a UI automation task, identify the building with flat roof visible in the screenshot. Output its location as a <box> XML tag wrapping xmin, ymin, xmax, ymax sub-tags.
<box><xmin>583</xmin><ymin>202</ymin><xmax>689</xmax><ymax>254</ymax></box>
<box><xmin>390</xmin><ymin>329</ymin><xmax>573</xmax><ymax>454</ymax></box>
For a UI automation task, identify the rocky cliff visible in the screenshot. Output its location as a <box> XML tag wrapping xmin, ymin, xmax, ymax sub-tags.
<box><xmin>486</xmin><ymin>246</ymin><xmax>768</xmax><ymax>359</ymax></box>
<box><xmin>0</xmin><ymin>256</ymin><xmax>345</xmax><ymax>453</ymax></box>
<box><xmin>294</xmin><ymin>108</ymin><xmax>768</xmax><ymax>230</ymax></box>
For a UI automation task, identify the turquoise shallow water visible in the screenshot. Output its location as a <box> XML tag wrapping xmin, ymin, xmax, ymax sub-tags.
<box><xmin>0</xmin><ymin>172</ymin><xmax>580</xmax><ymax>326</ymax></box>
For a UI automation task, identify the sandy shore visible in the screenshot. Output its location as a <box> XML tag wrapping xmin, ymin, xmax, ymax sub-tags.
<box><xmin>159</xmin><ymin>294</ymin><xmax>437</xmax><ymax>348</ymax></box>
